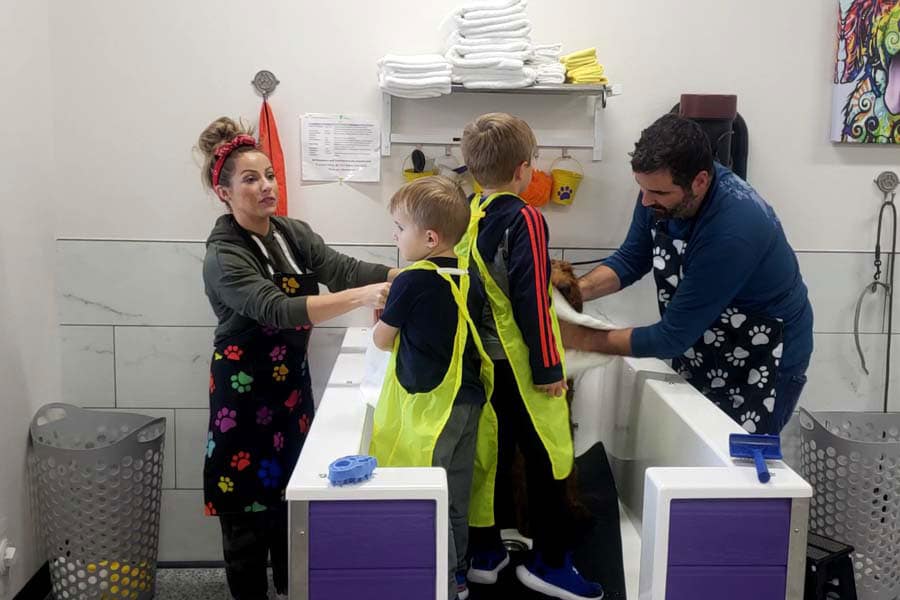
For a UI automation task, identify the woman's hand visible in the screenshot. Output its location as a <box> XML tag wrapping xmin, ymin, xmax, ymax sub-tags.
<box><xmin>358</xmin><ymin>282</ymin><xmax>391</xmax><ymax>309</ymax></box>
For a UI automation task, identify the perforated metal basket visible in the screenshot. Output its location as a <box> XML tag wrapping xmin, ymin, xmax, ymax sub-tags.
<box><xmin>29</xmin><ymin>404</ymin><xmax>166</xmax><ymax>600</ymax></box>
<box><xmin>797</xmin><ymin>408</ymin><xmax>900</xmax><ymax>600</ymax></box>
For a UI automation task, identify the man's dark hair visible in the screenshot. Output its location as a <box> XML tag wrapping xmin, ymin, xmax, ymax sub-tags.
<box><xmin>629</xmin><ymin>113</ymin><xmax>714</xmax><ymax>189</ymax></box>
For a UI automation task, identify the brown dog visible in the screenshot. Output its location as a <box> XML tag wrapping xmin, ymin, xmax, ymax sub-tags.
<box><xmin>507</xmin><ymin>260</ymin><xmax>588</xmax><ymax>540</ymax></box>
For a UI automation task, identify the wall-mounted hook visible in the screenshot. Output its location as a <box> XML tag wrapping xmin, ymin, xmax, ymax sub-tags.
<box><xmin>445</xmin><ymin>146</ymin><xmax>452</xmax><ymax>157</ymax></box>
<box><xmin>561</xmin><ymin>147</ymin><xmax>570</xmax><ymax>159</ymax></box>
<box><xmin>252</xmin><ymin>70</ymin><xmax>280</xmax><ymax>100</ymax></box>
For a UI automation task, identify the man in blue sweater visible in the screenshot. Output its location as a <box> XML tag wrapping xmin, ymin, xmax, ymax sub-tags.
<box><xmin>564</xmin><ymin>114</ymin><xmax>813</xmax><ymax>434</ymax></box>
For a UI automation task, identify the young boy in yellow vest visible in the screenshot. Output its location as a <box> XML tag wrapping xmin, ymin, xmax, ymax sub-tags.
<box><xmin>370</xmin><ymin>176</ymin><xmax>494</xmax><ymax>600</ymax></box>
<box><xmin>462</xmin><ymin>113</ymin><xmax>605</xmax><ymax>600</ymax></box>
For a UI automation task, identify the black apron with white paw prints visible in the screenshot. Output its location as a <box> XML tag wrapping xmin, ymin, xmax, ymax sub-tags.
<box><xmin>203</xmin><ymin>218</ymin><xmax>317</xmax><ymax>516</ymax></box>
<box><xmin>651</xmin><ymin>223</ymin><xmax>784</xmax><ymax>435</ymax></box>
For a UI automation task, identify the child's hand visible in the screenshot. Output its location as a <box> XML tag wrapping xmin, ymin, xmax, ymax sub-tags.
<box><xmin>536</xmin><ymin>379</ymin><xmax>568</xmax><ymax>397</ymax></box>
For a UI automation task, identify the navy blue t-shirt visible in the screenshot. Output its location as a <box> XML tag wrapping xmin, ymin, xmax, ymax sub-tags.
<box><xmin>380</xmin><ymin>256</ymin><xmax>486</xmax><ymax>405</ymax></box>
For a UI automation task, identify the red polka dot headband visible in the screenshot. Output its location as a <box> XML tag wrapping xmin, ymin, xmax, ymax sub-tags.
<box><xmin>212</xmin><ymin>135</ymin><xmax>257</xmax><ymax>187</ymax></box>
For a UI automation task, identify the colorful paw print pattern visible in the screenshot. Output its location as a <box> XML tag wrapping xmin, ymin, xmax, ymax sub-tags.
<box><xmin>273</xmin><ymin>364</ymin><xmax>289</xmax><ymax>382</ymax></box>
<box><xmin>281</xmin><ymin>276</ymin><xmax>300</xmax><ymax>295</ymax></box>
<box><xmin>230</xmin><ymin>452</ymin><xmax>251</xmax><ymax>472</ymax></box>
<box><xmin>556</xmin><ymin>185</ymin><xmax>573</xmax><ymax>201</ymax></box>
<box><xmin>231</xmin><ymin>372</ymin><xmax>253</xmax><ymax>393</ymax></box>
<box><xmin>258</xmin><ymin>459</ymin><xmax>283</xmax><ymax>489</ymax></box>
<box><xmin>205</xmin><ymin>323</ymin><xmax>314</xmax><ymax>515</ymax></box>
<box><xmin>653</xmin><ymin>232</ymin><xmax>784</xmax><ymax>435</ymax></box>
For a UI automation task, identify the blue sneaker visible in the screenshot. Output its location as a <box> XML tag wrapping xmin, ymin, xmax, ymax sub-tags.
<box><xmin>466</xmin><ymin>546</ymin><xmax>510</xmax><ymax>584</ymax></box>
<box><xmin>455</xmin><ymin>571</ymin><xmax>469</xmax><ymax>600</ymax></box>
<box><xmin>515</xmin><ymin>552</ymin><xmax>604</xmax><ymax>600</ymax></box>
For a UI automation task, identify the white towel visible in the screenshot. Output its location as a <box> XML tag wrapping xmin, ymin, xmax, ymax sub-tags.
<box><xmin>461</xmin><ymin>75</ymin><xmax>535</xmax><ymax>89</ymax></box>
<box><xmin>551</xmin><ymin>288</ymin><xmax>616</xmax><ymax>377</ymax></box>
<box><xmin>454</xmin><ymin>42</ymin><xmax>531</xmax><ymax>56</ymax></box>
<box><xmin>531</xmin><ymin>43</ymin><xmax>563</xmax><ymax>55</ymax></box>
<box><xmin>453</xmin><ymin>0</ymin><xmax>526</xmax><ymax>21</ymax></box>
<box><xmin>456</xmin><ymin>66</ymin><xmax>530</xmax><ymax>81</ymax></box>
<box><xmin>446</xmin><ymin>49</ymin><xmax>525</xmax><ymax>70</ymax></box>
<box><xmin>380</xmin><ymin>87</ymin><xmax>446</xmax><ymax>99</ymax></box>
<box><xmin>458</xmin><ymin>19</ymin><xmax>532</xmax><ymax>38</ymax></box>
<box><xmin>377</xmin><ymin>54</ymin><xmax>450</xmax><ymax>72</ymax></box>
<box><xmin>454</xmin><ymin>9</ymin><xmax>527</xmax><ymax>29</ymax></box>
<box><xmin>381</xmin><ymin>64</ymin><xmax>452</xmax><ymax>77</ymax></box>
<box><xmin>535</xmin><ymin>70</ymin><xmax>565</xmax><ymax>84</ymax></box>
<box><xmin>454</xmin><ymin>0</ymin><xmax>523</xmax><ymax>13</ymax></box>
<box><xmin>445</xmin><ymin>31</ymin><xmax>532</xmax><ymax>49</ymax></box>
<box><xmin>379</xmin><ymin>74</ymin><xmax>451</xmax><ymax>95</ymax></box>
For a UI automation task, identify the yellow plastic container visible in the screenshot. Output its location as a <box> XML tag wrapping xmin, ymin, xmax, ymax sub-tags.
<box><xmin>403</xmin><ymin>168</ymin><xmax>438</xmax><ymax>182</ymax></box>
<box><xmin>402</xmin><ymin>153</ymin><xmax>437</xmax><ymax>182</ymax></box>
<box><xmin>550</xmin><ymin>156</ymin><xmax>584</xmax><ymax>206</ymax></box>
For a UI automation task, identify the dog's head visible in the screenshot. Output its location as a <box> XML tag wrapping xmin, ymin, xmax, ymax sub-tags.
<box><xmin>551</xmin><ymin>259</ymin><xmax>583</xmax><ymax>313</ymax></box>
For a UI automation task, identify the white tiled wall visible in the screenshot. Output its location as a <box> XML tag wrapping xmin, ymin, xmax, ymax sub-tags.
<box><xmin>58</xmin><ymin>239</ymin><xmax>398</xmax><ymax>561</ymax></box>
<box><xmin>57</xmin><ymin>239</ymin><xmax>896</xmax><ymax>560</ymax></box>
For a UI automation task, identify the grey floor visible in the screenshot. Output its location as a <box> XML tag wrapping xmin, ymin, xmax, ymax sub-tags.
<box><xmin>153</xmin><ymin>567</ymin><xmax>277</xmax><ymax>599</ymax></box>
<box><xmin>154</xmin><ymin>568</ymin><xmax>231</xmax><ymax>600</ymax></box>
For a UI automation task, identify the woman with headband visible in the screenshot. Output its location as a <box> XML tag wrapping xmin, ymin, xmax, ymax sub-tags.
<box><xmin>196</xmin><ymin>116</ymin><xmax>396</xmax><ymax>600</ymax></box>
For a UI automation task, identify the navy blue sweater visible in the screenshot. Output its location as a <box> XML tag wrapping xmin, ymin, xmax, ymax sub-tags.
<box><xmin>604</xmin><ymin>164</ymin><xmax>814</xmax><ymax>374</ymax></box>
<box><xmin>475</xmin><ymin>194</ymin><xmax>563</xmax><ymax>385</ymax></box>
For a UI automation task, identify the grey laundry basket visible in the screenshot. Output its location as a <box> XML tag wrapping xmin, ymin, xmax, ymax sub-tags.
<box><xmin>29</xmin><ymin>403</ymin><xmax>166</xmax><ymax>600</ymax></box>
<box><xmin>797</xmin><ymin>408</ymin><xmax>900</xmax><ymax>600</ymax></box>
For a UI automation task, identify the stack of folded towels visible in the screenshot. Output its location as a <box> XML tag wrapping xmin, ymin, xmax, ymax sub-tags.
<box><xmin>377</xmin><ymin>54</ymin><xmax>452</xmax><ymax>98</ymax></box>
<box><xmin>561</xmin><ymin>47</ymin><xmax>609</xmax><ymax>85</ymax></box>
<box><xmin>444</xmin><ymin>0</ymin><xmax>536</xmax><ymax>89</ymax></box>
<box><xmin>527</xmin><ymin>43</ymin><xmax>566</xmax><ymax>85</ymax></box>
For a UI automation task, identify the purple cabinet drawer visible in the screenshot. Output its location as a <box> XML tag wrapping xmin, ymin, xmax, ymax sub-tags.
<box><xmin>668</xmin><ymin>499</ymin><xmax>791</xmax><ymax>566</ymax></box>
<box><xmin>309</xmin><ymin>500</ymin><xmax>436</xmax><ymax>570</ymax></box>
<box><xmin>666</xmin><ymin>565</ymin><xmax>786</xmax><ymax>600</ymax></box>
<box><xmin>310</xmin><ymin>567</ymin><xmax>435</xmax><ymax>600</ymax></box>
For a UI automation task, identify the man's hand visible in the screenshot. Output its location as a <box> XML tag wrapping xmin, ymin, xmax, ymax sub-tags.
<box><xmin>535</xmin><ymin>379</ymin><xmax>568</xmax><ymax>397</ymax></box>
<box><xmin>558</xmin><ymin>319</ymin><xmax>591</xmax><ymax>351</ymax></box>
<box><xmin>558</xmin><ymin>319</ymin><xmax>634</xmax><ymax>356</ymax></box>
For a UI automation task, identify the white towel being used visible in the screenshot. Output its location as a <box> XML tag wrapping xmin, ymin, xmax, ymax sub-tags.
<box><xmin>551</xmin><ymin>288</ymin><xmax>617</xmax><ymax>377</ymax></box>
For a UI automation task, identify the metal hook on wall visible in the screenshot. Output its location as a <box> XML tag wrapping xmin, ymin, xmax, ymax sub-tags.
<box><xmin>252</xmin><ymin>70</ymin><xmax>280</xmax><ymax>100</ymax></box>
<box><xmin>561</xmin><ymin>147</ymin><xmax>571</xmax><ymax>159</ymax></box>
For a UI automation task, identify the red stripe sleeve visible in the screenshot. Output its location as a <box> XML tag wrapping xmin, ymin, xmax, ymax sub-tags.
<box><xmin>520</xmin><ymin>207</ymin><xmax>551</xmax><ymax>368</ymax></box>
<box><xmin>525</xmin><ymin>206</ymin><xmax>560</xmax><ymax>366</ymax></box>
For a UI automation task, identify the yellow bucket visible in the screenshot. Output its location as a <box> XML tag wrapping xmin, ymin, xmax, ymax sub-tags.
<box><xmin>550</xmin><ymin>156</ymin><xmax>584</xmax><ymax>206</ymax></box>
<box><xmin>402</xmin><ymin>152</ymin><xmax>437</xmax><ymax>182</ymax></box>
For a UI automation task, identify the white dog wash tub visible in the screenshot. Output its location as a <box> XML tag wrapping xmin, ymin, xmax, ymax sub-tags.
<box><xmin>286</xmin><ymin>327</ymin><xmax>811</xmax><ymax>600</ymax></box>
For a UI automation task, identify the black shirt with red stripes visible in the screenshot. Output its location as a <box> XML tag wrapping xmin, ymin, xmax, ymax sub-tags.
<box><xmin>474</xmin><ymin>193</ymin><xmax>563</xmax><ymax>385</ymax></box>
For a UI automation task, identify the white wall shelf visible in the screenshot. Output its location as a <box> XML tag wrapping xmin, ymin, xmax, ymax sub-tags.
<box><xmin>381</xmin><ymin>83</ymin><xmax>623</xmax><ymax>162</ymax></box>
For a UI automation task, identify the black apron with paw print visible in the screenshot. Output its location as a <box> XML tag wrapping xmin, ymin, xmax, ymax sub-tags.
<box><xmin>651</xmin><ymin>223</ymin><xmax>784</xmax><ymax>435</ymax></box>
<box><xmin>203</xmin><ymin>219</ymin><xmax>317</xmax><ymax>516</ymax></box>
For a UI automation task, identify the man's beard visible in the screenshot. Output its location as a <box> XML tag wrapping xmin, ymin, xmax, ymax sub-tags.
<box><xmin>652</xmin><ymin>190</ymin><xmax>698</xmax><ymax>220</ymax></box>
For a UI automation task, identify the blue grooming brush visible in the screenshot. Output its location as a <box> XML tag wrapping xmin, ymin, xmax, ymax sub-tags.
<box><xmin>729</xmin><ymin>434</ymin><xmax>782</xmax><ymax>483</ymax></box>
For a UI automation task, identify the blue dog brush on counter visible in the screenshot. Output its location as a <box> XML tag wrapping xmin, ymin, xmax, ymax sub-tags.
<box><xmin>729</xmin><ymin>434</ymin><xmax>782</xmax><ymax>483</ymax></box>
<box><xmin>328</xmin><ymin>455</ymin><xmax>377</xmax><ymax>486</ymax></box>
